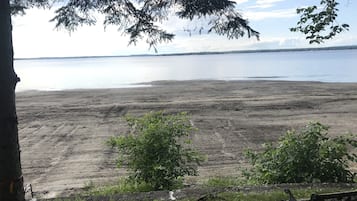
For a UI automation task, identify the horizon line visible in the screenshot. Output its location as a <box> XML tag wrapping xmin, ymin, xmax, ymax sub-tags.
<box><xmin>14</xmin><ymin>44</ymin><xmax>357</xmax><ymax>60</ymax></box>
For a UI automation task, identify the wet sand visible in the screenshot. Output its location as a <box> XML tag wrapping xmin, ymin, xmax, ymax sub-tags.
<box><xmin>16</xmin><ymin>80</ymin><xmax>357</xmax><ymax>198</ymax></box>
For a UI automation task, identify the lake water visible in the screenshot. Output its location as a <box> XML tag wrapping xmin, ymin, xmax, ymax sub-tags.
<box><xmin>14</xmin><ymin>49</ymin><xmax>357</xmax><ymax>91</ymax></box>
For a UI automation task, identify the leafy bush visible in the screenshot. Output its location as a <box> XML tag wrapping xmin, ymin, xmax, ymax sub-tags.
<box><xmin>83</xmin><ymin>178</ymin><xmax>154</xmax><ymax>195</ymax></box>
<box><xmin>205</xmin><ymin>176</ymin><xmax>245</xmax><ymax>188</ymax></box>
<box><xmin>108</xmin><ymin>111</ymin><xmax>204</xmax><ymax>190</ymax></box>
<box><xmin>244</xmin><ymin>122</ymin><xmax>357</xmax><ymax>184</ymax></box>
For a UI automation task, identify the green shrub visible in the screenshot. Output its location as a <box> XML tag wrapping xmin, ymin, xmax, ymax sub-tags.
<box><xmin>84</xmin><ymin>178</ymin><xmax>154</xmax><ymax>195</ymax></box>
<box><xmin>205</xmin><ymin>177</ymin><xmax>246</xmax><ymax>187</ymax></box>
<box><xmin>108</xmin><ymin>111</ymin><xmax>204</xmax><ymax>190</ymax></box>
<box><xmin>244</xmin><ymin>122</ymin><xmax>357</xmax><ymax>184</ymax></box>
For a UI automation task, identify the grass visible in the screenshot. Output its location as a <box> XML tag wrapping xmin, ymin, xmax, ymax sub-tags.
<box><xmin>219</xmin><ymin>191</ymin><xmax>288</xmax><ymax>201</ymax></box>
<box><xmin>81</xmin><ymin>176</ymin><xmax>186</xmax><ymax>196</ymax></box>
<box><xmin>47</xmin><ymin>179</ymin><xmax>156</xmax><ymax>201</ymax></box>
<box><xmin>53</xmin><ymin>196</ymin><xmax>85</xmax><ymax>201</ymax></box>
<box><xmin>51</xmin><ymin>186</ymin><xmax>357</xmax><ymax>201</ymax></box>
<box><xmin>51</xmin><ymin>177</ymin><xmax>357</xmax><ymax>201</ymax></box>
<box><xmin>204</xmin><ymin>176</ymin><xmax>248</xmax><ymax>187</ymax></box>
<box><xmin>82</xmin><ymin>179</ymin><xmax>154</xmax><ymax>196</ymax></box>
<box><xmin>199</xmin><ymin>176</ymin><xmax>357</xmax><ymax>201</ymax></box>
<box><xmin>216</xmin><ymin>188</ymin><xmax>357</xmax><ymax>201</ymax></box>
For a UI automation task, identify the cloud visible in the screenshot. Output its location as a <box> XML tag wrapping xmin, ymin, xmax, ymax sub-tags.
<box><xmin>158</xmin><ymin>34</ymin><xmax>290</xmax><ymax>53</ymax></box>
<box><xmin>243</xmin><ymin>8</ymin><xmax>297</xmax><ymax>21</ymax></box>
<box><xmin>12</xmin><ymin>8</ymin><xmax>153</xmax><ymax>58</ymax></box>
<box><xmin>232</xmin><ymin>0</ymin><xmax>249</xmax><ymax>5</ymax></box>
<box><xmin>251</xmin><ymin>0</ymin><xmax>286</xmax><ymax>9</ymax></box>
<box><xmin>246</xmin><ymin>37</ymin><xmax>305</xmax><ymax>49</ymax></box>
<box><xmin>11</xmin><ymin>4</ymin><xmax>357</xmax><ymax>58</ymax></box>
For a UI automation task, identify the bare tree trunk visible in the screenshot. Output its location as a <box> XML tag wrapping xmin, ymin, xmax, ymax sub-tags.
<box><xmin>0</xmin><ymin>1</ymin><xmax>25</xmax><ymax>201</ymax></box>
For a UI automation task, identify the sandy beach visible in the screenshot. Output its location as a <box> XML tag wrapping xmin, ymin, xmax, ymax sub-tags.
<box><xmin>16</xmin><ymin>80</ymin><xmax>357</xmax><ymax>198</ymax></box>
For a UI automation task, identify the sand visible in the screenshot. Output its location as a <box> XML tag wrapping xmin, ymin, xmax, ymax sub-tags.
<box><xmin>16</xmin><ymin>80</ymin><xmax>357</xmax><ymax>199</ymax></box>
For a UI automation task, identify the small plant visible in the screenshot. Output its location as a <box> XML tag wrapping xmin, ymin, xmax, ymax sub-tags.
<box><xmin>244</xmin><ymin>122</ymin><xmax>357</xmax><ymax>184</ymax></box>
<box><xmin>205</xmin><ymin>177</ymin><xmax>246</xmax><ymax>188</ymax></box>
<box><xmin>84</xmin><ymin>178</ymin><xmax>154</xmax><ymax>195</ymax></box>
<box><xmin>108</xmin><ymin>111</ymin><xmax>204</xmax><ymax>190</ymax></box>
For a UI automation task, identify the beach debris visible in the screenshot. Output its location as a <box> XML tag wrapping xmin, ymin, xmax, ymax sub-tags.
<box><xmin>24</xmin><ymin>183</ymin><xmax>34</xmax><ymax>198</ymax></box>
<box><xmin>169</xmin><ymin>191</ymin><xmax>176</xmax><ymax>200</ymax></box>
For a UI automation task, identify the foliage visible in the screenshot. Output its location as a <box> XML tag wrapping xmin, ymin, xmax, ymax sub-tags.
<box><xmin>244</xmin><ymin>122</ymin><xmax>357</xmax><ymax>184</ymax></box>
<box><xmin>10</xmin><ymin>0</ymin><xmax>352</xmax><ymax>47</ymax></box>
<box><xmin>216</xmin><ymin>187</ymin><xmax>357</xmax><ymax>201</ymax></box>
<box><xmin>290</xmin><ymin>0</ymin><xmax>349</xmax><ymax>44</ymax></box>
<box><xmin>10</xmin><ymin>0</ymin><xmax>259</xmax><ymax>51</ymax></box>
<box><xmin>108</xmin><ymin>111</ymin><xmax>204</xmax><ymax>190</ymax></box>
<box><xmin>84</xmin><ymin>178</ymin><xmax>154</xmax><ymax>195</ymax></box>
<box><xmin>218</xmin><ymin>191</ymin><xmax>292</xmax><ymax>201</ymax></box>
<box><xmin>53</xmin><ymin>196</ymin><xmax>85</xmax><ymax>201</ymax></box>
<box><xmin>205</xmin><ymin>176</ymin><xmax>246</xmax><ymax>188</ymax></box>
<box><xmin>9</xmin><ymin>0</ymin><xmax>51</xmax><ymax>15</ymax></box>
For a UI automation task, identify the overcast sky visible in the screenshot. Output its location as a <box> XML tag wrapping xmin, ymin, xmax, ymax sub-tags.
<box><xmin>12</xmin><ymin>0</ymin><xmax>357</xmax><ymax>58</ymax></box>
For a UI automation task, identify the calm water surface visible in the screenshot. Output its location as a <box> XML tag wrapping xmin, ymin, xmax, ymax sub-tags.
<box><xmin>14</xmin><ymin>49</ymin><xmax>357</xmax><ymax>91</ymax></box>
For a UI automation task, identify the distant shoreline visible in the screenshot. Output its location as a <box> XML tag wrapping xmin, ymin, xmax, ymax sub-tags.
<box><xmin>14</xmin><ymin>45</ymin><xmax>357</xmax><ymax>61</ymax></box>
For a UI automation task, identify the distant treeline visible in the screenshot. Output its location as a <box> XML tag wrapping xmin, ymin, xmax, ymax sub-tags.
<box><xmin>160</xmin><ymin>45</ymin><xmax>357</xmax><ymax>56</ymax></box>
<box><xmin>15</xmin><ymin>45</ymin><xmax>357</xmax><ymax>60</ymax></box>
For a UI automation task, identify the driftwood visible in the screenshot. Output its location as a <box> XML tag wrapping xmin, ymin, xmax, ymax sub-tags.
<box><xmin>310</xmin><ymin>191</ymin><xmax>357</xmax><ymax>201</ymax></box>
<box><xmin>282</xmin><ymin>189</ymin><xmax>357</xmax><ymax>201</ymax></box>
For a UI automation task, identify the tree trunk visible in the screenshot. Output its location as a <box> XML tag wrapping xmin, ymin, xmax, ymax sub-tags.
<box><xmin>0</xmin><ymin>1</ymin><xmax>25</xmax><ymax>201</ymax></box>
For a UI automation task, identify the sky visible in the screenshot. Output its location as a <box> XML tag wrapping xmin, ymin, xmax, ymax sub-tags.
<box><xmin>12</xmin><ymin>0</ymin><xmax>357</xmax><ymax>58</ymax></box>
